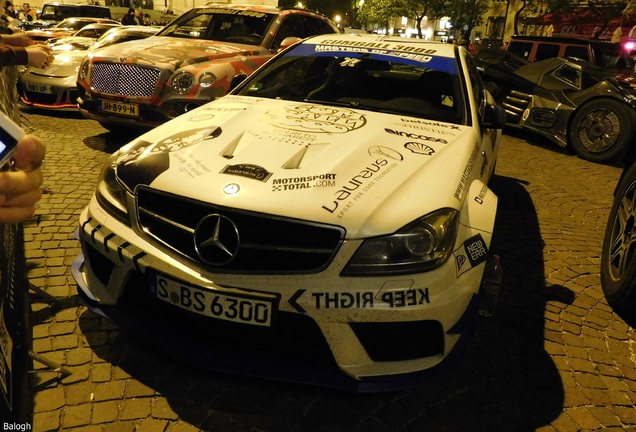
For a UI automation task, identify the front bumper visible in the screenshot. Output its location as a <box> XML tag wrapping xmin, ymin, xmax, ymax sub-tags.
<box><xmin>74</xmin><ymin>255</ymin><xmax>477</xmax><ymax>392</ymax></box>
<box><xmin>17</xmin><ymin>76</ymin><xmax>79</xmax><ymax>110</ymax></box>
<box><xmin>72</xmin><ymin>197</ymin><xmax>487</xmax><ymax>391</ymax></box>
<box><xmin>77</xmin><ymin>89</ymin><xmax>209</xmax><ymax>130</ymax></box>
<box><xmin>77</xmin><ymin>94</ymin><xmax>172</xmax><ymax>129</ymax></box>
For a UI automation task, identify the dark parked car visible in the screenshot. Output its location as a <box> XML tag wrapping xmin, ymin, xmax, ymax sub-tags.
<box><xmin>475</xmin><ymin>47</ymin><xmax>636</xmax><ymax>163</ymax></box>
<box><xmin>20</xmin><ymin>3</ymin><xmax>112</xmax><ymax>30</ymax></box>
<box><xmin>601</xmin><ymin>159</ymin><xmax>636</xmax><ymax>314</ymax></box>
<box><xmin>507</xmin><ymin>35</ymin><xmax>636</xmax><ymax>94</ymax></box>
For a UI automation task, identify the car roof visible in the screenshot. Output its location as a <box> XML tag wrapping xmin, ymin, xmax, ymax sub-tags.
<box><xmin>195</xmin><ymin>3</ymin><xmax>330</xmax><ymax>19</ymax></box>
<box><xmin>80</xmin><ymin>23</ymin><xmax>121</xmax><ymax>29</ymax></box>
<box><xmin>514</xmin><ymin>56</ymin><xmax>612</xmax><ymax>83</ymax></box>
<box><xmin>197</xmin><ymin>3</ymin><xmax>281</xmax><ymax>13</ymax></box>
<box><xmin>303</xmin><ymin>33</ymin><xmax>456</xmax><ymax>58</ymax></box>
<box><xmin>107</xmin><ymin>25</ymin><xmax>159</xmax><ymax>33</ymax></box>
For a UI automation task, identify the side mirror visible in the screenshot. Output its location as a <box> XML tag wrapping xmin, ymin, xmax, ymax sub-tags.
<box><xmin>278</xmin><ymin>36</ymin><xmax>302</xmax><ymax>52</ymax></box>
<box><xmin>229</xmin><ymin>74</ymin><xmax>248</xmax><ymax>92</ymax></box>
<box><xmin>482</xmin><ymin>103</ymin><xmax>506</xmax><ymax>129</ymax></box>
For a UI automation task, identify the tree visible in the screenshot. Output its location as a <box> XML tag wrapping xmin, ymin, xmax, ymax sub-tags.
<box><xmin>446</xmin><ymin>0</ymin><xmax>489</xmax><ymax>42</ymax></box>
<box><xmin>359</xmin><ymin>0</ymin><xmax>447</xmax><ymax>38</ymax></box>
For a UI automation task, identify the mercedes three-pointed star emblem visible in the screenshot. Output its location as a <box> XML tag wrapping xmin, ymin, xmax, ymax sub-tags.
<box><xmin>193</xmin><ymin>214</ymin><xmax>240</xmax><ymax>265</ymax></box>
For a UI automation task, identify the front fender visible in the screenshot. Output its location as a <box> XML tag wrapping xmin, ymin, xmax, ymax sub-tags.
<box><xmin>460</xmin><ymin>179</ymin><xmax>498</xmax><ymax>236</ymax></box>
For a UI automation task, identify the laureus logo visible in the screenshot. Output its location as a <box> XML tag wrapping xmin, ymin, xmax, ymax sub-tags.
<box><xmin>193</xmin><ymin>214</ymin><xmax>240</xmax><ymax>265</ymax></box>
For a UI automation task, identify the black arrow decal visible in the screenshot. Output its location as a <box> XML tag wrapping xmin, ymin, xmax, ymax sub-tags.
<box><xmin>288</xmin><ymin>289</ymin><xmax>306</xmax><ymax>313</ymax></box>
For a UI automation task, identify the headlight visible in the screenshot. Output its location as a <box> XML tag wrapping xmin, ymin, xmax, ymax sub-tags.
<box><xmin>95</xmin><ymin>153</ymin><xmax>129</xmax><ymax>223</ymax></box>
<box><xmin>170</xmin><ymin>71</ymin><xmax>194</xmax><ymax>93</ymax></box>
<box><xmin>199</xmin><ymin>72</ymin><xmax>216</xmax><ymax>88</ymax></box>
<box><xmin>342</xmin><ymin>208</ymin><xmax>459</xmax><ymax>276</ymax></box>
<box><xmin>79</xmin><ymin>59</ymin><xmax>89</xmax><ymax>80</ymax></box>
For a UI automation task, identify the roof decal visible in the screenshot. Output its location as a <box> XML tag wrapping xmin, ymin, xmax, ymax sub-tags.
<box><xmin>291</xmin><ymin>42</ymin><xmax>458</xmax><ymax>74</ymax></box>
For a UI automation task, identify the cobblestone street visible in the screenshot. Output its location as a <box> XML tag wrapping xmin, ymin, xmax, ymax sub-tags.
<box><xmin>22</xmin><ymin>109</ymin><xmax>636</xmax><ymax>431</ymax></box>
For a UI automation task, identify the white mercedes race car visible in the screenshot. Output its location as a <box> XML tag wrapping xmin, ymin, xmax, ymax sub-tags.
<box><xmin>73</xmin><ymin>33</ymin><xmax>506</xmax><ymax>391</ymax></box>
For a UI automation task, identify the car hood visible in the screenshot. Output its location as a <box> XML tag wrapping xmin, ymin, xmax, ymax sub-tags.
<box><xmin>90</xmin><ymin>36</ymin><xmax>270</xmax><ymax>69</ymax></box>
<box><xmin>115</xmin><ymin>96</ymin><xmax>476</xmax><ymax>236</ymax></box>
<box><xmin>24</xmin><ymin>49</ymin><xmax>85</xmax><ymax>78</ymax></box>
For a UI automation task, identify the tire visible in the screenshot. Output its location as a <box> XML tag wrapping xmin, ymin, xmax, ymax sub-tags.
<box><xmin>601</xmin><ymin>161</ymin><xmax>636</xmax><ymax>311</ymax></box>
<box><xmin>568</xmin><ymin>98</ymin><xmax>635</xmax><ymax>163</ymax></box>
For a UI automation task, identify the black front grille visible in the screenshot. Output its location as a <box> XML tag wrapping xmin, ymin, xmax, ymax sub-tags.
<box><xmin>22</xmin><ymin>88</ymin><xmax>79</xmax><ymax>106</ymax></box>
<box><xmin>91</xmin><ymin>63</ymin><xmax>160</xmax><ymax>97</ymax></box>
<box><xmin>136</xmin><ymin>187</ymin><xmax>344</xmax><ymax>274</ymax></box>
<box><xmin>350</xmin><ymin>321</ymin><xmax>444</xmax><ymax>361</ymax></box>
<box><xmin>23</xmin><ymin>91</ymin><xmax>58</xmax><ymax>105</ymax></box>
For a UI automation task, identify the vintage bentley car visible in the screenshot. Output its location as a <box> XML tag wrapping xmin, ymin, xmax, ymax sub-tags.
<box><xmin>72</xmin><ymin>34</ymin><xmax>506</xmax><ymax>391</ymax></box>
<box><xmin>475</xmin><ymin>47</ymin><xmax>636</xmax><ymax>163</ymax></box>
<box><xmin>18</xmin><ymin>26</ymin><xmax>159</xmax><ymax>110</ymax></box>
<box><xmin>76</xmin><ymin>4</ymin><xmax>339</xmax><ymax>131</ymax></box>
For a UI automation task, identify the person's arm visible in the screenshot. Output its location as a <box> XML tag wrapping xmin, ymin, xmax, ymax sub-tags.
<box><xmin>0</xmin><ymin>134</ymin><xmax>45</xmax><ymax>224</ymax></box>
<box><xmin>0</xmin><ymin>42</ymin><xmax>27</xmax><ymax>65</ymax></box>
<box><xmin>0</xmin><ymin>42</ymin><xmax>53</xmax><ymax>67</ymax></box>
<box><xmin>0</xmin><ymin>33</ymin><xmax>34</xmax><ymax>47</ymax></box>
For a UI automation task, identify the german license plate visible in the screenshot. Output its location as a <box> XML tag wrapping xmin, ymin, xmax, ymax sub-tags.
<box><xmin>25</xmin><ymin>83</ymin><xmax>52</xmax><ymax>94</ymax></box>
<box><xmin>99</xmin><ymin>100</ymin><xmax>139</xmax><ymax>118</ymax></box>
<box><xmin>153</xmin><ymin>273</ymin><xmax>275</xmax><ymax>327</ymax></box>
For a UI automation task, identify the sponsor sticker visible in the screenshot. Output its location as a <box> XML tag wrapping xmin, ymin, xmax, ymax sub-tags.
<box><xmin>220</xmin><ymin>164</ymin><xmax>272</xmax><ymax>182</ymax></box>
<box><xmin>288</xmin><ymin>288</ymin><xmax>430</xmax><ymax>312</ymax></box>
<box><xmin>454</xmin><ymin>234</ymin><xmax>488</xmax><ymax>277</ymax></box>
<box><xmin>271</xmin><ymin>174</ymin><xmax>336</xmax><ymax>192</ymax></box>
<box><xmin>404</xmin><ymin>142</ymin><xmax>434</xmax><ymax>155</ymax></box>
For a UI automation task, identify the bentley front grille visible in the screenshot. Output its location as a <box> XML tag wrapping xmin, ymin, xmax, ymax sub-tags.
<box><xmin>90</xmin><ymin>63</ymin><xmax>160</xmax><ymax>97</ymax></box>
<box><xmin>136</xmin><ymin>186</ymin><xmax>344</xmax><ymax>274</ymax></box>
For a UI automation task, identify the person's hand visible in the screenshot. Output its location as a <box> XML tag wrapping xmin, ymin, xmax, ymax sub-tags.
<box><xmin>26</xmin><ymin>44</ymin><xmax>53</xmax><ymax>69</ymax></box>
<box><xmin>1</xmin><ymin>32</ymin><xmax>33</xmax><ymax>47</ymax></box>
<box><xmin>0</xmin><ymin>134</ymin><xmax>45</xmax><ymax>223</ymax></box>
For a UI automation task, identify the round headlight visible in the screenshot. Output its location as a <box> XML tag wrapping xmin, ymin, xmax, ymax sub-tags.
<box><xmin>171</xmin><ymin>72</ymin><xmax>195</xmax><ymax>93</ymax></box>
<box><xmin>79</xmin><ymin>59</ymin><xmax>90</xmax><ymax>80</ymax></box>
<box><xmin>404</xmin><ymin>227</ymin><xmax>435</xmax><ymax>256</ymax></box>
<box><xmin>199</xmin><ymin>72</ymin><xmax>217</xmax><ymax>88</ymax></box>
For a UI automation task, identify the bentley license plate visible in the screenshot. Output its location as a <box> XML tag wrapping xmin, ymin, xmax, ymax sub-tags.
<box><xmin>100</xmin><ymin>100</ymin><xmax>139</xmax><ymax>118</ymax></box>
<box><xmin>153</xmin><ymin>273</ymin><xmax>275</xmax><ymax>327</ymax></box>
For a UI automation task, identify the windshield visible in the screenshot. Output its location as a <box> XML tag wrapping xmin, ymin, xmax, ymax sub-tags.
<box><xmin>156</xmin><ymin>7</ymin><xmax>275</xmax><ymax>45</ymax></box>
<box><xmin>235</xmin><ymin>43</ymin><xmax>465</xmax><ymax>125</ymax></box>
<box><xmin>49</xmin><ymin>38</ymin><xmax>94</xmax><ymax>51</ymax></box>
<box><xmin>56</xmin><ymin>19</ymin><xmax>96</xmax><ymax>30</ymax></box>
<box><xmin>593</xmin><ymin>45</ymin><xmax>635</xmax><ymax>70</ymax></box>
<box><xmin>40</xmin><ymin>5</ymin><xmax>73</xmax><ymax>20</ymax></box>
<box><xmin>92</xmin><ymin>28</ymin><xmax>158</xmax><ymax>50</ymax></box>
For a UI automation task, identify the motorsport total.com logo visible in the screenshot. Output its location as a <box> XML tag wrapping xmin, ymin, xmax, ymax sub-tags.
<box><xmin>272</xmin><ymin>174</ymin><xmax>336</xmax><ymax>191</ymax></box>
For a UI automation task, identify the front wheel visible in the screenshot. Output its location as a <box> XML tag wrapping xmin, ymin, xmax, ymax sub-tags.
<box><xmin>568</xmin><ymin>99</ymin><xmax>635</xmax><ymax>163</ymax></box>
<box><xmin>601</xmin><ymin>161</ymin><xmax>636</xmax><ymax>311</ymax></box>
